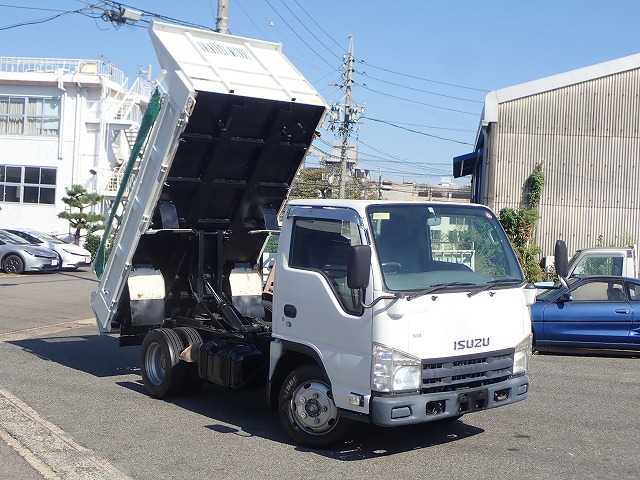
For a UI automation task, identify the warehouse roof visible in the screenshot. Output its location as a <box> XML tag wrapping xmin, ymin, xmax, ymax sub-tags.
<box><xmin>483</xmin><ymin>52</ymin><xmax>640</xmax><ymax>123</ymax></box>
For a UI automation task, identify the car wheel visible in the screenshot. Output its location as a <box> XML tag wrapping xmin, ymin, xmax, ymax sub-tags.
<box><xmin>3</xmin><ymin>254</ymin><xmax>25</xmax><ymax>274</ymax></box>
<box><xmin>140</xmin><ymin>328</ymin><xmax>188</xmax><ymax>398</ymax></box>
<box><xmin>279</xmin><ymin>364</ymin><xmax>351</xmax><ymax>449</ymax></box>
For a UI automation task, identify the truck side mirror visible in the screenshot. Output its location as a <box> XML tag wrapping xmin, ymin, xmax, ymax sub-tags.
<box><xmin>554</xmin><ymin>240</ymin><xmax>568</xmax><ymax>277</ymax></box>
<box><xmin>347</xmin><ymin>245</ymin><xmax>371</xmax><ymax>289</ymax></box>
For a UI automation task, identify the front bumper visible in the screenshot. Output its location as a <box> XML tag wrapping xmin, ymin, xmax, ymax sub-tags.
<box><xmin>33</xmin><ymin>260</ymin><xmax>59</xmax><ymax>271</ymax></box>
<box><xmin>370</xmin><ymin>374</ymin><xmax>529</xmax><ymax>427</ymax></box>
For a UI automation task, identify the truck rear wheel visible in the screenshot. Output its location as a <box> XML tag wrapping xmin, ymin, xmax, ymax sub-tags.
<box><xmin>141</xmin><ymin>328</ymin><xmax>186</xmax><ymax>398</ymax></box>
<box><xmin>173</xmin><ymin>327</ymin><xmax>204</xmax><ymax>393</ymax></box>
<box><xmin>279</xmin><ymin>365</ymin><xmax>351</xmax><ymax>449</ymax></box>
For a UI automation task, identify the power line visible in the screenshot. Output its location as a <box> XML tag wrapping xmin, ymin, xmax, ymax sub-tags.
<box><xmin>356</xmin><ymin>70</ymin><xmax>483</xmax><ymax>104</ymax></box>
<box><xmin>0</xmin><ymin>5</ymin><xmax>99</xmax><ymax>31</ymax></box>
<box><xmin>275</xmin><ymin>0</ymin><xmax>342</xmax><ymax>62</ymax></box>
<box><xmin>363</xmin><ymin>117</ymin><xmax>473</xmax><ymax>146</ymax></box>
<box><xmin>263</xmin><ymin>0</ymin><xmax>337</xmax><ymax>71</ymax></box>
<box><xmin>355</xmin><ymin>58</ymin><xmax>489</xmax><ymax>92</ymax></box>
<box><xmin>315</xmin><ymin>137</ymin><xmax>454</xmax><ymax>179</ymax></box>
<box><xmin>290</xmin><ymin>0</ymin><xmax>347</xmax><ymax>54</ymax></box>
<box><xmin>362</xmin><ymin>116</ymin><xmax>474</xmax><ymax>132</ymax></box>
<box><xmin>0</xmin><ymin>4</ymin><xmax>68</xmax><ymax>13</ymax></box>
<box><xmin>357</xmin><ymin>82</ymin><xmax>479</xmax><ymax>116</ymax></box>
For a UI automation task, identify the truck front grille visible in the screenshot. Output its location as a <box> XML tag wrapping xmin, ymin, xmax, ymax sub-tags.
<box><xmin>421</xmin><ymin>348</ymin><xmax>514</xmax><ymax>394</ymax></box>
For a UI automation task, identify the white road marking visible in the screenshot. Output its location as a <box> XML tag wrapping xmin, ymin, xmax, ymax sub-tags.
<box><xmin>0</xmin><ymin>388</ymin><xmax>132</xmax><ymax>480</ymax></box>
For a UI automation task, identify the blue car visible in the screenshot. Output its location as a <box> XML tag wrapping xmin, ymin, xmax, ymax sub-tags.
<box><xmin>531</xmin><ymin>275</ymin><xmax>640</xmax><ymax>351</ymax></box>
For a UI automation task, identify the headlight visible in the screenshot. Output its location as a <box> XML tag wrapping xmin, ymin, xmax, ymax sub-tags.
<box><xmin>23</xmin><ymin>249</ymin><xmax>41</xmax><ymax>257</ymax></box>
<box><xmin>513</xmin><ymin>333</ymin><xmax>532</xmax><ymax>376</ymax></box>
<box><xmin>372</xmin><ymin>343</ymin><xmax>421</xmax><ymax>393</ymax></box>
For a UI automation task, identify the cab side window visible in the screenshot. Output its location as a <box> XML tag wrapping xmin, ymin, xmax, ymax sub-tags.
<box><xmin>289</xmin><ymin>217</ymin><xmax>363</xmax><ymax>315</ymax></box>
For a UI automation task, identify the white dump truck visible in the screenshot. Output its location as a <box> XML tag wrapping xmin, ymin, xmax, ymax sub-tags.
<box><xmin>91</xmin><ymin>21</ymin><xmax>535</xmax><ymax>448</ymax></box>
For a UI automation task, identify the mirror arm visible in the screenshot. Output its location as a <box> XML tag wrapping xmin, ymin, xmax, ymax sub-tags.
<box><xmin>361</xmin><ymin>291</ymin><xmax>404</xmax><ymax>309</ymax></box>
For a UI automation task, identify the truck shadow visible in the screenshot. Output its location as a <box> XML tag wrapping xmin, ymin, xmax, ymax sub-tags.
<box><xmin>308</xmin><ymin>419</ymin><xmax>484</xmax><ymax>459</ymax></box>
<box><xmin>119</xmin><ymin>378</ymin><xmax>485</xmax><ymax>457</ymax></box>
<box><xmin>7</xmin><ymin>333</ymin><xmax>139</xmax><ymax>378</ymax></box>
<box><xmin>8</xmin><ymin>332</ymin><xmax>484</xmax><ymax>456</ymax></box>
<box><xmin>117</xmin><ymin>380</ymin><xmax>485</xmax><ymax>458</ymax></box>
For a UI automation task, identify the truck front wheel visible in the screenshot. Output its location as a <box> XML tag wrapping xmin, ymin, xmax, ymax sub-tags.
<box><xmin>141</xmin><ymin>328</ymin><xmax>186</xmax><ymax>398</ymax></box>
<box><xmin>279</xmin><ymin>365</ymin><xmax>351</xmax><ymax>448</ymax></box>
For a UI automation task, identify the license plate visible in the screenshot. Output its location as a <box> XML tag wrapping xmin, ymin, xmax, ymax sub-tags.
<box><xmin>458</xmin><ymin>389</ymin><xmax>488</xmax><ymax>413</ymax></box>
<box><xmin>51</xmin><ymin>259</ymin><xmax>58</xmax><ymax>266</ymax></box>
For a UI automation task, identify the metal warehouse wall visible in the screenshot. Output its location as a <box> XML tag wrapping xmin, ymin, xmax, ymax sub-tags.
<box><xmin>486</xmin><ymin>69</ymin><xmax>640</xmax><ymax>257</ymax></box>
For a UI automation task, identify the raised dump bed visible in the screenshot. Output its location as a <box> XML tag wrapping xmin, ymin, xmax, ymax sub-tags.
<box><xmin>91</xmin><ymin>21</ymin><xmax>327</xmax><ymax>338</ymax></box>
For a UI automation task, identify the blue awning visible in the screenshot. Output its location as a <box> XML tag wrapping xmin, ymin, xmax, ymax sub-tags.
<box><xmin>453</xmin><ymin>150</ymin><xmax>483</xmax><ymax>178</ymax></box>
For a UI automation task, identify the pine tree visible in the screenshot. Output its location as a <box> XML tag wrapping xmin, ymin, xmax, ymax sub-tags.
<box><xmin>58</xmin><ymin>185</ymin><xmax>105</xmax><ymax>245</ymax></box>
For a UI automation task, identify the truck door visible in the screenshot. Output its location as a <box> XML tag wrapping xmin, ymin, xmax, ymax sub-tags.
<box><xmin>274</xmin><ymin>208</ymin><xmax>372</xmax><ymax>400</ymax></box>
<box><xmin>542</xmin><ymin>278</ymin><xmax>633</xmax><ymax>346</ymax></box>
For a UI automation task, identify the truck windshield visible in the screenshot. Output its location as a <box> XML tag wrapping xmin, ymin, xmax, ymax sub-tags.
<box><xmin>367</xmin><ymin>204</ymin><xmax>524</xmax><ymax>292</ymax></box>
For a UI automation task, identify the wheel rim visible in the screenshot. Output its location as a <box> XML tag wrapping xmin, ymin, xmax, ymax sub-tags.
<box><xmin>290</xmin><ymin>380</ymin><xmax>339</xmax><ymax>435</ymax></box>
<box><xmin>145</xmin><ymin>342</ymin><xmax>167</xmax><ymax>386</ymax></box>
<box><xmin>5</xmin><ymin>257</ymin><xmax>21</xmax><ymax>274</ymax></box>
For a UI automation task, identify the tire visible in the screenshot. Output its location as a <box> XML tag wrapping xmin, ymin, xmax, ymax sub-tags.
<box><xmin>173</xmin><ymin>327</ymin><xmax>205</xmax><ymax>393</ymax></box>
<box><xmin>140</xmin><ymin>328</ymin><xmax>187</xmax><ymax>398</ymax></box>
<box><xmin>279</xmin><ymin>365</ymin><xmax>351</xmax><ymax>449</ymax></box>
<box><xmin>3</xmin><ymin>254</ymin><xmax>25</xmax><ymax>274</ymax></box>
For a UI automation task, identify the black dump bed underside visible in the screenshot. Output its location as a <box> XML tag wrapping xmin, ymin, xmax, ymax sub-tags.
<box><xmin>151</xmin><ymin>90</ymin><xmax>324</xmax><ymax>263</ymax></box>
<box><xmin>118</xmin><ymin>91</ymin><xmax>324</xmax><ymax>332</ymax></box>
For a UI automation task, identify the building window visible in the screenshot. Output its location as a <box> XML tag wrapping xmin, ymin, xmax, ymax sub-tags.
<box><xmin>0</xmin><ymin>165</ymin><xmax>56</xmax><ymax>204</ymax></box>
<box><xmin>0</xmin><ymin>96</ymin><xmax>60</xmax><ymax>136</ymax></box>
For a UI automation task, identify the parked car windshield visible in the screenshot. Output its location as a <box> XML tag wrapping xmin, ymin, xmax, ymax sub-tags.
<box><xmin>367</xmin><ymin>204</ymin><xmax>524</xmax><ymax>292</ymax></box>
<box><xmin>0</xmin><ymin>230</ymin><xmax>32</xmax><ymax>245</ymax></box>
<box><xmin>31</xmin><ymin>231</ymin><xmax>68</xmax><ymax>244</ymax></box>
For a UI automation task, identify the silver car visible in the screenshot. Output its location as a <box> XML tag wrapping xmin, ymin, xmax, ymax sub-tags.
<box><xmin>4</xmin><ymin>228</ymin><xmax>92</xmax><ymax>270</ymax></box>
<box><xmin>0</xmin><ymin>229</ymin><xmax>59</xmax><ymax>274</ymax></box>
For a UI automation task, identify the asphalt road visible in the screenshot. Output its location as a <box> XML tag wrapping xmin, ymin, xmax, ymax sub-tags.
<box><xmin>1</xmin><ymin>270</ymin><xmax>639</xmax><ymax>479</ymax></box>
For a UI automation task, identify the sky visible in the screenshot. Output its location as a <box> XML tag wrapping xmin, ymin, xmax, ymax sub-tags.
<box><xmin>2</xmin><ymin>1</ymin><xmax>640</xmax><ymax>186</ymax></box>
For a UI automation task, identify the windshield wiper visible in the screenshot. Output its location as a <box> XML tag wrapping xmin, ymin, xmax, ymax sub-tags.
<box><xmin>466</xmin><ymin>279</ymin><xmax>523</xmax><ymax>298</ymax></box>
<box><xmin>407</xmin><ymin>282</ymin><xmax>477</xmax><ymax>301</ymax></box>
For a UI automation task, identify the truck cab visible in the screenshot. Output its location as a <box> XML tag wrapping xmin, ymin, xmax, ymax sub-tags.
<box><xmin>567</xmin><ymin>245</ymin><xmax>638</xmax><ymax>278</ymax></box>
<box><xmin>269</xmin><ymin>200</ymin><xmax>532</xmax><ymax>444</ymax></box>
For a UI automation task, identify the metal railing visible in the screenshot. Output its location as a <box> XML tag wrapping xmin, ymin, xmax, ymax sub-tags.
<box><xmin>0</xmin><ymin>57</ymin><xmax>127</xmax><ymax>85</ymax></box>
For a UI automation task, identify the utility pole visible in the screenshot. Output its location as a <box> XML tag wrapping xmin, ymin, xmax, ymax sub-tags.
<box><xmin>216</xmin><ymin>0</ymin><xmax>229</xmax><ymax>34</ymax></box>
<box><xmin>328</xmin><ymin>35</ymin><xmax>363</xmax><ymax>198</ymax></box>
<box><xmin>338</xmin><ymin>36</ymin><xmax>355</xmax><ymax>198</ymax></box>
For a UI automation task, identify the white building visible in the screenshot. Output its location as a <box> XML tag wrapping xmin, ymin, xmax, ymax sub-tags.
<box><xmin>0</xmin><ymin>57</ymin><xmax>151</xmax><ymax>236</ymax></box>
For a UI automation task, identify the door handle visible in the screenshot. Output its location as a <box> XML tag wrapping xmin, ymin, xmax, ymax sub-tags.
<box><xmin>615</xmin><ymin>309</ymin><xmax>630</xmax><ymax>314</ymax></box>
<box><xmin>284</xmin><ymin>304</ymin><xmax>297</xmax><ymax>318</ymax></box>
